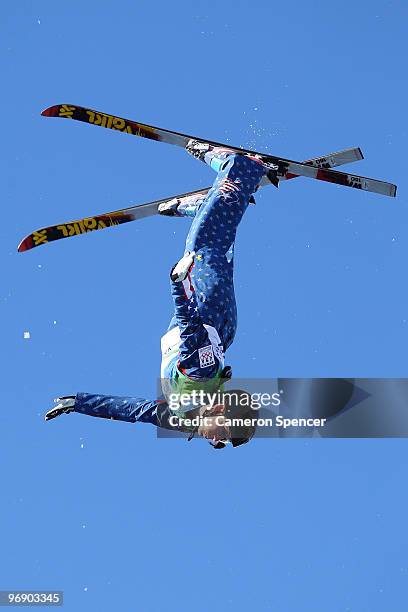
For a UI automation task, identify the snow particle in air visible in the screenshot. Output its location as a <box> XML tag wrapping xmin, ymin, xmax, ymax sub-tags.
<box><xmin>23</xmin><ymin>331</ymin><xmax>31</xmax><ymax>339</ymax></box>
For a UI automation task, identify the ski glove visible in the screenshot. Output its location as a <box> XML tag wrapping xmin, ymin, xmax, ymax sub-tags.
<box><xmin>45</xmin><ymin>396</ymin><xmax>76</xmax><ymax>421</ymax></box>
<box><xmin>170</xmin><ymin>251</ymin><xmax>195</xmax><ymax>282</ymax></box>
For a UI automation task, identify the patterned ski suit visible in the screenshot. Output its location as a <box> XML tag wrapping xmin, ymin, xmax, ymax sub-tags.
<box><xmin>73</xmin><ymin>153</ymin><xmax>265</xmax><ymax>430</ymax></box>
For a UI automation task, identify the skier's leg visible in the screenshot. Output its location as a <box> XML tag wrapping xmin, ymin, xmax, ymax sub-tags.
<box><xmin>164</xmin><ymin>154</ymin><xmax>264</xmax><ymax>342</ymax></box>
<box><xmin>183</xmin><ymin>154</ymin><xmax>265</xmax><ymax>348</ymax></box>
<box><xmin>185</xmin><ymin>154</ymin><xmax>264</xmax><ymax>253</ymax></box>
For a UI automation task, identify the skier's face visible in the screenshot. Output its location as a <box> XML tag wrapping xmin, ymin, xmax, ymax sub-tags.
<box><xmin>197</xmin><ymin>405</ymin><xmax>230</xmax><ymax>444</ymax></box>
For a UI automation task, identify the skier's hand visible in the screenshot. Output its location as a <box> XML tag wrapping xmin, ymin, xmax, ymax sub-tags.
<box><xmin>170</xmin><ymin>251</ymin><xmax>195</xmax><ymax>282</ymax></box>
<box><xmin>45</xmin><ymin>396</ymin><xmax>75</xmax><ymax>421</ymax></box>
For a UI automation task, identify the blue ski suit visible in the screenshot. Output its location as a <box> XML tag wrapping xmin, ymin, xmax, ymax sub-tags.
<box><xmin>73</xmin><ymin>153</ymin><xmax>265</xmax><ymax>431</ymax></box>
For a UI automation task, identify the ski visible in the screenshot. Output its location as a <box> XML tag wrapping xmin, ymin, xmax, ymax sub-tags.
<box><xmin>17</xmin><ymin>188</ymin><xmax>209</xmax><ymax>252</ymax></box>
<box><xmin>41</xmin><ymin>104</ymin><xmax>396</xmax><ymax>197</ymax></box>
<box><xmin>18</xmin><ymin>147</ymin><xmax>363</xmax><ymax>253</ymax></box>
<box><xmin>267</xmin><ymin>146</ymin><xmax>363</xmax><ymax>185</ymax></box>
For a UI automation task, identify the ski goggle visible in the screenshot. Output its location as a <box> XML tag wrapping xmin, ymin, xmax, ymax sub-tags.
<box><xmin>188</xmin><ymin>428</ymin><xmax>231</xmax><ymax>449</ymax></box>
<box><xmin>210</xmin><ymin>440</ymin><xmax>231</xmax><ymax>450</ymax></box>
<box><xmin>188</xmin><ymin>429</ymin><xmax>250</xmax><ymax>449</ymax></box>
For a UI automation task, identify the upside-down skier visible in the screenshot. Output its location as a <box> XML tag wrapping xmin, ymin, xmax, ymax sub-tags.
<box><xmin>45</xmin><ymin>142</ymin><xmax>269</xmax><ymax>448</ymax></box>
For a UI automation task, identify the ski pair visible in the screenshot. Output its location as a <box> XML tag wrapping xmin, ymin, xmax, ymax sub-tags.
<box><xmin>41</xmin><ymin>104</ymin><xmax>396</xmax><ymax>197</ymax></box>
<box><xmin>18</xmin><ymin>146</ymin><xmax>363</xmax><ymax>252</ymax></box>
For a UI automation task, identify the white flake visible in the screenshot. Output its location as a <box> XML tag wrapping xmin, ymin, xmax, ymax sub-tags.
<box><xmin>23</xmin><ymin>331</ymin><xmax>30</xmax><ymax>339</ymax></box>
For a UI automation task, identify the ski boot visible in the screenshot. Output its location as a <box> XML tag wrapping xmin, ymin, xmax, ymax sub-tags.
<box><xmin>185</xmin><ymin>139</ymin><xmax>212</xmax><ymax>162</ymax></box>
<box><xmin>186</xmin><ymin>139</ymin><xmax>272</xmax><ymax>181</ymax></box>
<box><xmin>186</xmin><ymin>139</ymin><xmax>236</xmax><ymax>172</ymax></box>
<box><xmin>45</xmin><ymin>396</ymin><xmax>76</xmax><ymax>421</ymax></box>
<box><xmin>170</xmin><ymin>251</ymin><xmax>195</xmax><ymax>282</ymax></box>
<box><xmin>159</xmin><ymin>193</ymin><xmax>206</xmax><ymax>218</ymax></box>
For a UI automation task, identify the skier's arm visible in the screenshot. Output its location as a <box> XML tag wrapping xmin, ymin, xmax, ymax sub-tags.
<box><xmin>171</xmin><ymin>274</ymin><xmax>221</xmax><ymax>378</ymax></box>
<box><xmin>73</xmin><ymin>392</ymin><xmax>194</xmax><ymax>432</ymax></box>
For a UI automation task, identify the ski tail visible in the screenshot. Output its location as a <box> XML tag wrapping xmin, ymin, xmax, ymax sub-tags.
<box><xmin>261</xmin><ymin>147</ymin><xmax>364</xmax><ymax>188</ymax></box>
<box><xmin>282</xmin><ymin>147</ymin><xmax>364</xmax><ymax>180</ymax></box>
<box><xmin>284</xmin><ymin>162</ymin><xmax>397</xmax><ymax>197</ymax></box>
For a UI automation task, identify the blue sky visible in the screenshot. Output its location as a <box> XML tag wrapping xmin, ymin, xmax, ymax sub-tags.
<box><xmin>2</xmin><ymin>0</ymin><xmax>408</xmax><ymax>610</ymax></box>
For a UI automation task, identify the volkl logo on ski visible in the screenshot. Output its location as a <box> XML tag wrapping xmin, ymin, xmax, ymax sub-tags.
<box><xmin>56</xmin><ymin>218</ymin><xmax>108</xmax><ymax>238</ymax></box>
<box><xmin>86</xmin><ymin>111</ymin><xmax>134</xmax><ymax>134</ymax></box>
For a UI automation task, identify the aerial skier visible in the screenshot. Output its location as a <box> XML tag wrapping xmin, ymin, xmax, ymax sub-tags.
<box><xmin>45</xmin><ymin>142</ymin><xmax>270</xmax><ymax>448</ymax></box>
<box><xmin>23</xmin><ymin>104</ymin><xmax>394</xmax><ymax>446</ymax></box>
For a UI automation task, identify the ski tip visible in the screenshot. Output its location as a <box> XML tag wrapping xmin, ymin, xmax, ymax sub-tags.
<box><xmin>357</xmin><ymin>147</ymin><xmax>364</xmax><ymax>161</ymax></box>
<box><xmin>17</xmin><ymin>236</ymin><xmax>33</xmax><ymax>252</ymax></box>
<box><xmin>41</xmin><ymin>105</ymin><xmax>61</xmax><ymax>117</ymax></box>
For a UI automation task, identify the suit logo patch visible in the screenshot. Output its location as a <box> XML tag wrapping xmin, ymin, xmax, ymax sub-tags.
<box><xmin>199</xmin><ymin>345</ymin><xmax>215</xmax><ymax>368</ymax></box>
